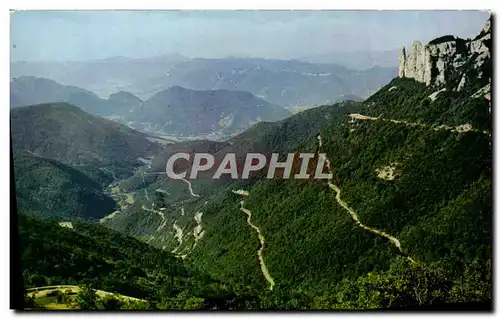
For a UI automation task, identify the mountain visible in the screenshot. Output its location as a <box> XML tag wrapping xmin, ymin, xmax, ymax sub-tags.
<box><xmin>10</xmin><ymin>77</ymin><xmax>291</xmax><ymax>138</ymax></box>
<box><xmin>13</xmin><ymin>17</ymin><xmax>492</xmax><ymax>311</ymax></box>
<box><xmin>125</xmin><ymin>86</ymin><xmax>292</xmax><ymax>136</ymax></box>
<box><xmin>335</xmin><ymin>94</ymin><xmax>364</xmax><ymax>102</ymax></box>
<box><xmin>101</xmin><ymin>19</ymin><xmax>491</xmax><ymax>309</ymax></box>
<box><xmin>11</xmin><ymin>57</ymin><xmax>397</xmax><ymax>108</ymax></box>
<box><xmin>10</xmin><ymin>76</ymin><xmax>143</xmax><ymax>117</ymax></box>
<box><xmin>288</xmin><ymin>94</ymin><xmax>364</xmax><ymax>114</ymax></box>
<box><xmin>13</xmin><ymin>151</ymin><xmax>116</xmax><ymax>220</ymax></box>
<box><xmin>10</xmin><ymin>102</ymin><xmax>162</xmax><ymax>184</ymax></box>
<box><xmin>109</xmin><ymin>100</ymin><xmax>361</xmax><ymax>204</ymax></box>
<box><xmin>107</xmin><ymin>91</ymin><xmax>143</xmax><ymax>113</ymax></box>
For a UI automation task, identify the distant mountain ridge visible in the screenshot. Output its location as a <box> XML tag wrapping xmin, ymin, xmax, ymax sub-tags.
<box><xmin>299</xmin><ymin>49</ymin><xmax>400</xmax><ymax>70</ymax></box>
<box><xmin>11</xmin><ymin>57</ymin><xmax>397</xmax><ymax>108</ymax></box>
<box><xmin>10</xmin><ymin>77</ymin><xmax>292</xmax><ymax>138</ymax></box>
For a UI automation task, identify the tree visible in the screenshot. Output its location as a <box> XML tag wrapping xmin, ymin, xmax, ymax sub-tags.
<box><xmin>76</xmin><ymin>284</ymin><xmax>98</xmax><ymax>310</ymax></box>
<box><xmin>98</xmin><ymin>295</ymin><xmax>123</xmax><ymax>310</ymax></box>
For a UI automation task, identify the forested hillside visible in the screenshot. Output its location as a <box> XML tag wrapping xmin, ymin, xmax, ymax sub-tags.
<box><xmin>100</xmin><ymin>19</ymin><xmax>492</xmax><ymax>309</ymax></box>
<box><xmin>18</xmin><ymin>214</ymin><xmax>256</xmax><ymax>310</ymax></box>
<box><xmin>10</xmin><ymin>102</ymin><xmax>162</xmax><ymax>184</ymax></box>
<box><xmin>13</xmin><ymin>17</ymin><xmax>492</xmax><ymax>311</ymax></box>
<box><xmin>13</xmin><ymin>151</ymin><xmax>116</xmax><ymax>220</ymax></box>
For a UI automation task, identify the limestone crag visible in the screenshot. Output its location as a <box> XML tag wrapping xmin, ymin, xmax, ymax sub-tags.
<box><xmin>399</xmin><ymin>17</ymin><xmax>491</xmax><ymax>86</ymax></box>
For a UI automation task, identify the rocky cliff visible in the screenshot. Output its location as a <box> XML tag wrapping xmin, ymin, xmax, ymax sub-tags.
<box><xmin>399</xmin><ymin>17</ymin><xmax>491</xmax><ymax>86</ymax></box>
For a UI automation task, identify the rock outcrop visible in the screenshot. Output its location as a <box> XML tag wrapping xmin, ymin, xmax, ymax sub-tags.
<box><xmin>399</xmin><ymin>17</ymin><xmax>491</xmax><ymax>86</ymax></box>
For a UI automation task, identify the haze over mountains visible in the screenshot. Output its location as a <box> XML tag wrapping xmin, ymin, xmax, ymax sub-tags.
<box><xmin>11</xmin><ymin>57</ymin><xmax>397</xmax><ymax>108</ymax></box>
<box><xmin>10</xmin><ymin>75</ymin><xmax>293</xmax><ymax>139</ymax></box>
<box><xmin>300</xmin><ymin>49</ymin><xmax>400</xmax><ymax>70</ymax></box>
<box><xmin>11</xmin><ymin>56</ymin><xmax>396</xmax><ymax>139</ymax></box>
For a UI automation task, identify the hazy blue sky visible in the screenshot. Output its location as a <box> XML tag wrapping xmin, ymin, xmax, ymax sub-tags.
<box><xmin>10</xmin><ymin>10</ymin><xmax>490</xmax><ymax>62</ymax></box>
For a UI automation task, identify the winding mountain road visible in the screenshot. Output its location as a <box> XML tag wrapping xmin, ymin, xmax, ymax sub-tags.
<box><xmin>317</xmin><ymin>135</ymin><xmax>415</xmax><ymax>263</ymax></box>
<box><xmin>232</xmin><ymin>190</ymin><xmax>276</xmax><ymax>291</ymax></box>
<box><xmin>181</xmin><ymin>178</ymin><xmax>200</xmax><ymax>197</ymax></box>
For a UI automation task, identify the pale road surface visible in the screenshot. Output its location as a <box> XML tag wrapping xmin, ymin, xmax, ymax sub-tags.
<box><xmin>171</xmin><ymin>220</ymin><xmax>184</xmax><ymax>254</ymax></box>
<box><xmin>317</xmin><ymin>135</ymin><xmax>415</xmax><ymax>263</ymax></box>
<box><xmin>347</xmin><ymin>113</ymin><xmax>490</xmax><ymax>135</ymax></box>
<box><xmin>141</xmin><ymin>171</ymin><xmax>151</xmax><ymax>201</ymax></box>
<box><xmin>141</xmin><ymin>170</ymin><xmax>199</xmax><ymax>197</ymax></box>
<box><xmin>181</xmin><ymin>178</ymin><xmax>200</xmax><ymax>197</ymax></box>
<box><xmin>232</xmin><ymin>190</ymin><xmax>276</xmax><ymax>291</ymax></box>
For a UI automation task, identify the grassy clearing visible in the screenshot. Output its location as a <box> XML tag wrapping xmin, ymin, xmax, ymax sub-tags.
<box><xmin>27</xmin><ymin>285</ymin><xmax>145</xmax><ymax>310</ymax></box>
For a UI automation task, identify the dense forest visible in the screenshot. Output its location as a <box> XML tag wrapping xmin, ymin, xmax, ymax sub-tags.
<box><xmin>13</xmin><ymin>151</ymin><xmax>116</xmax><ymax>220</ymax></box>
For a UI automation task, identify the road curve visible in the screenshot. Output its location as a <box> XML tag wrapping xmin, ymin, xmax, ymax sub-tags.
<box><xmin>232</xmin><ymin>190</ymin><xmax>276</xmax><ymax>291</ymax></box>
<box><xmin>318</xmin><ymin>135</ymin><xmax>415</xmax><ymax>263</ymax></box>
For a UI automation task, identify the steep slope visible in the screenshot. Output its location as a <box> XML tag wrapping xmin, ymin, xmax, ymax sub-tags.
<box><xmin>398</xmin><ymin>18</ymin><xmax>491</xmax><ymax>87</ymax></box>
<box><xmin>18</xmin><ymin>214</ymin><xmax>251</xmax><ymax>310</ymax></box>
<box><xmin>10</xmin><ymin>102</ymin><xmax>162</xmax><ymax>184</ymax></box>
<box><xmin>13</xmin><ymin>151</ymin><xmax>116</xmax><ymax>220</ymax></box>
<box><xmin>102</xmin><ymin>19</ymin><xmax>491</xmax><ymax>309</ymax></box>
<box><xmin>126</xmin><ymin>86</ymin><xmax>292</xmax><ymax>136</ymax></box>
<box><xmin>102</xmin><ymin>100</ymin><xmax>362</xmax><ymax>254</ymax></box>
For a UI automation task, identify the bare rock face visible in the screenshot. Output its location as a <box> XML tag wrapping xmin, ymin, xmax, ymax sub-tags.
<box><xmin>467</xmin><ymin>19</ymin><xmax>491</xmax><ymax>78</ymax></box>
<box><xmin>457</xmin><ymin>75</ymin><xmax>467</xmax><ymax>92</ymax></box>
<box><xmin>398</xmin><ymin>47</ymin><xmax>406</xmax><ymax>78</ymax></box>
<box><xmin>399</xmin><ymin>41</ymin><xmax>433</xmax><ymax>85</ymax></box>
<box><xmin>399</xmin><ymin>17</ymin><xmax>491</xmax><ymax>86</ymax></box>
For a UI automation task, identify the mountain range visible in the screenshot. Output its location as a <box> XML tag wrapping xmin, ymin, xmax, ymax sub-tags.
<box><xmin>10</xmin><ymin>77</ymin><xmax>293</xmax><ymax>138</ymax></box>
<box><xmin>12</xmin><ymin>18</ymin><xmax>492</xmax><ymax>310</ymax></box>
<box><xmin>11</xmin><ymin>57</ymin><xmax>397</xmax><ymax>108</ymax></box>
